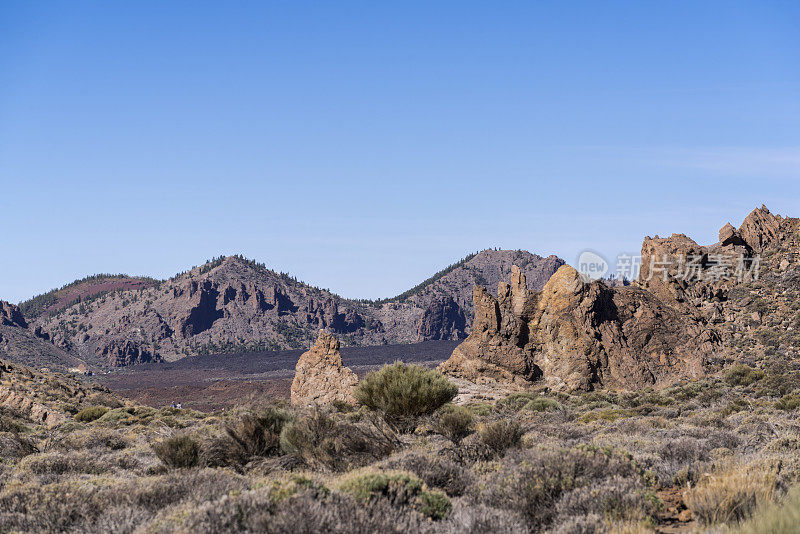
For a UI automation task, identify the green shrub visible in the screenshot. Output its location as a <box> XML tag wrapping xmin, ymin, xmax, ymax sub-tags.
<box><xmin>497</xmin><ymin>392</ymin><xmax>537</xmax><ymax>411</ymax></box>
<box><xmin>268</xmin><ymin>475</ymin><xmax>329</xmax><ymax>503</ymax></box>
<box><xmin>74</xmin><ymin>406</ymin><xmax>109</xmax><ymax>422</ymax></box>
<box><xmin>432</xmin><ymin>404</ymin><xmax>474</xmax><ymax>443</ymax></box>
<box><xmin>580</xmin><ymin>408</ymin><xmax>638</xmax><ymax>423</ymax></box>
<box><xmin>725</xmin><ymin>364</ymin><xmax>766</xmax><ymax>386</ymax></box>
<box><xmin>525</xmin><ymin>397</ymin><xmax>562</xmax><ymax>412</ymax></box>
<box><xmin>775</xmin><ymin>394</ymin><xmax>800</xmax><ymax>411</ymax></box>
<box><xmin>152</xmin><ymin>434</ymin><xmax>200</xmax><ymax>468</ymax></box>
<box><xmin>756</xmin><ymin>371</ymin><xmax>800</xmax><ymax>397</ymax></box>
<box><xmin>383</xmin><ymin>452</ymin><xmax>473</xmax><ymax>497</ymax></box>
<box><xmin>354</xmin><ymin>363</ymin><xmax>458</xmax><ymax>431</ymax></box>
<box><xmin>339</xmin><ymin>471</ymin><xmax>451</xmax><ymax>520</ymax></box>
<box><xmin>478</xmin><ymin>420</ymin><xmax>524</xmax><ymax>456</ymax></box>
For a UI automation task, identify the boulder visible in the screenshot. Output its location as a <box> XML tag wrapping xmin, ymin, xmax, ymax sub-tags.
<box><xmin>291</xmin><ymin>331</ymin><xmax>358</xmax><ymax>406</ymax></box>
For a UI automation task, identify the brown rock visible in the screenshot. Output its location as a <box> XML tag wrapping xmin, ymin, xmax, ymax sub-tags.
<box><xmin>0</xmin><ymin>301</ymin><xmax>27</xmax><ymax>328</ymax></box>
<box><xmin>291</xmin><ymin>331</ymin><xmax>358</xmax><ymax>406</ymax></box>
<box><xmin>738</xmin><ymin>205</ymin><xmax>781</xmax><ymax>251</ymax></box>
<box><xmin>719</xmin><ymin>222</ymin><xmax>736</xmax><ymax>244</ymax></box>
<box><xmin>440</xmin><ymin>264</ymin><xmax>717</xmax><ymax>391</ymax></box>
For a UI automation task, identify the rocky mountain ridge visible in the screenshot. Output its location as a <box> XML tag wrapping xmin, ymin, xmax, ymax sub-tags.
<box><xmin>440</xmin><ymin>205</ymin><xmax>800</xmax><ymax>391</ymax></box>
<box><xmin>25</xmin><ymin>250</ymin><xmax>563</xmax><ymax>368</ymax></box>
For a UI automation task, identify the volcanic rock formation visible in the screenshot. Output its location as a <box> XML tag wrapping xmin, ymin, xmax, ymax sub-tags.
<box><xmin>441</xmin><ymin>262</ymin><xmax>720</xmax><ymax>391</ymax></box>
<box><xmin>1</xmin><ymin>301</ymin><xmax>27</xmax><ymax>328</ymax></box>
<box><xmin>291</xmin><ymin>331</ymin><xmax>358</xmax><ymax>406</ymax></box>
<box><xmin>442</xmin><ymin>205</ymin><xmax>800</xmax><ymax>391</ymax></box>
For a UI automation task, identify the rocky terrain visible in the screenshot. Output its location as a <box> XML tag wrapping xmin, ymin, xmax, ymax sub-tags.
<box><xmin>0</xmin><ymin>301</ymin><xmax>88</xmax><ymax>372</ymax></box>
<box><xmin>19</xmin><ymin>274</ymin><xmax>159</xmax><ymax>320</ymax></box>
<box><xmin>3</xmin><ymin>205</ymin><xmax>800</xmax><ymax>533</ymax></box>
<box><xmin>440</xmin><ymin>205</ymin><xmax>799</xmax><ymax>392</ymax></box>
<box><xmin>22</xmin><ymin>250</ymin><xmax>562</xmax><ymax>368</ymax></box>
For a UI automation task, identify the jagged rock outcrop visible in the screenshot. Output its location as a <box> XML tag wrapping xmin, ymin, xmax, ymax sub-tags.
<box><xmin>739</xmin><ymin>205</ymin><xmax>781</xmax><ymax>251</ymax></box>
<box><xmin>441</xmin><ymin>264</ymin><xmax>718</xmax><ymax>391</ymax></box>
<box><xmin>1</xmin><ymin>301</ymin><xmax>27</xmax><ymax>328</ymax></box>
<box><xmin>442</xmin><ymin>205</ymin><xmax>800</xmax><ymax>391</ymax></box>
<box><xmin>291</xmin><ymin>331</ymin><xmax>358</xmax><ymax>405</ymax></box>
<box><xmin>97</xmin><ymin>338</ymin><xmax>160</xmax><ymax>367</ymax></box>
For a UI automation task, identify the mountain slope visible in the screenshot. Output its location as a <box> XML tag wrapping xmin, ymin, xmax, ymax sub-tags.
<box><xmin>1</xmin><ymin>301</ymin><xmax>89</xmax><ymax>372</ymax></box>
<box><xmin>20</xmin><ymin>274</ymin><xmax>159</xmax><ymax>319</ymax></box>
<box><xmin>32</xmin><ymin>250</ymin><xmax>564</xmax><ymax>367</ymax></box>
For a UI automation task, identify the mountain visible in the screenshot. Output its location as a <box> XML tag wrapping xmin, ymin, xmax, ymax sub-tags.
<box><xmin>27</xmin><ymin>250</ymin><xmax>564</xmax><ymax>368</ymax></box>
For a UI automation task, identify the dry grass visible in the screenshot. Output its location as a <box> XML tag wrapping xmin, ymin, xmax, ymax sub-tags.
<box><xmin>684</xmin><ymin>460</ymin><xmax>778</xmax><ymax>525</ymax></box>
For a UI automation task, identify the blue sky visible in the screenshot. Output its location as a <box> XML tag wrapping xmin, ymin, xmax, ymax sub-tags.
<box><xmin>1</xmin><ymin>1</ymin><xmax>799</xmax><ymax>303</ymax></box>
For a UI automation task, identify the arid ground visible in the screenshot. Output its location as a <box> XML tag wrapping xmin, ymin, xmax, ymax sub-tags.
<box><xmin>100</xmin><ymin>341</ymin><xmax>459</xmax><ymax>411</ymax></box>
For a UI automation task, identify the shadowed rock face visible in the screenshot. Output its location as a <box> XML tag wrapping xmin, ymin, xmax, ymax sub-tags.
<box><xmin>291</xmin><ymin>331</ymin><xmax>358</xmax><ymax>406</ymax></box>
<box><xmin>417</xmin><ymin>296</ymin><xmax>468</xmax><ymax>340</ymax></box>
<box><xmin>0</xmin><ymin>301</ymin><xmax>27</xmax><ymax>328</ymax></box>
<box><xmin>441</xmin><ymin>263</ymin><xmax>718</xmax><ymax>391</ymax></box>
<box><xmin>98</xmin><ymin>338</ymin><xmax>160</xmax><ymax>367</ymax></box>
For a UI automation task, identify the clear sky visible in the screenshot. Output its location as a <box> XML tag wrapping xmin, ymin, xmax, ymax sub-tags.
<box><xmin>1</xmin><ymin>1</ymin><xmax>799</xmax><ymax>303</ymax></box>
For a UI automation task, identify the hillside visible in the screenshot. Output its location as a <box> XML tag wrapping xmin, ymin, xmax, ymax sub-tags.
<box><xmin>20</xmin><ymin>274</ymin><xmax>159</xmax><ymax>319</ymax></box>
<box><xmin>0</xmin><ymin>301</ymin><xmax>88</xmax><ymax>372</ymax></box>
<box><xmin>30</xmin><ymin>250</ymin><xmax>563</xmax><ymax>367</ymax></box>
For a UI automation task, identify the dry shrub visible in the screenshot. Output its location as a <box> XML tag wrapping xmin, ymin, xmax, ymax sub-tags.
<box><xmin>0</xmin><ymin>432</ymin><xmax>37</xmax><ymax>458</ymax></box>
<box><xmin>74</xmin><ymin>405</ymin><xmax>109</xmax><ymax>422</ymax></box>
<box><xmin>0</xmin><ymin>469</ymin><xmax>250</xmax><ymax>532</ymax></box>
<box><xmin>354</xmin><ymin>362</ymin><xmax>458</xmax><ymax>432</ymax></box>
<box><xmin>169</xmin><ymin>488</ymin><xmax>437</xmax><ymax>534</ymax></box>
<box><xmin>17</xmin><ymin>450</ymin><xmax>119</xmax><ymax>476</ymax></box>
<box><xmin>56</xmin><ymin>427</ymin><xmax>128</xmax><ymax>451</ymax></box>
<box><xmin>684</xmin><ymin>460</ymin><xmax>777</xmax><ymax>525</ymax></box>
<box><xmin>216</xmin><ymin>406</ymin><xmax>292</xmax><ymax>465</ymax></box>
<box><xmin>445</xmin><ymin>502</ymin><xmax>527</xmax><ymax>533</ymax></box>
<box><xmin>279</xmin><ymin>410</ymin><xmax>396</xmax><ymax>471</ymax></box>
<box><xmin>432</xmin><ymin>404</ymin><xmax>474</xmax><ymax>443</ymax></box>
<box><xmin>382</xmin><ymin>452</ymin><xmax>473</xmax><ymax>497</ymax></box>
<box><xmin>473</xmin><ymin>446</ymin><xmax>655</xmax><ymax>531</ymax></box>
<box><xmin>725</xmin><ymin>364</ymin><xmax>765</xmax><ymax>386</ymax></box>
<box><xmin>152</xmin><ymin>434</ymin><xmax>200</xmax><ymax>468</ymax></box>
<box><xmin>733</xmin><ymin>484</ymin><xmax>800</xmax><ymax>534</ymax></box>
<box><xmin>478</xmin><ymin>420</ymin><xmax>524</xmax><ymax>457</ymax></box>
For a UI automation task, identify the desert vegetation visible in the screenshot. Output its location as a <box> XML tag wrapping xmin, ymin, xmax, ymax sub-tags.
<box><xmin>2</xmin><ymin>361</ymin><xmax>800</xmax><ymax>533</ymax></box>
